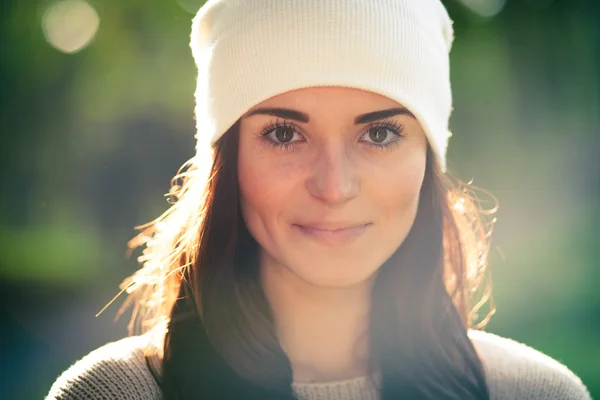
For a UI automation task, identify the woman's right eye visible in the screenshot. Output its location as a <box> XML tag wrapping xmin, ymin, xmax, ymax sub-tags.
<box><xmin>260</xmin><ymin>121</ymin><xmax>305</xmax><ymax>149</ymax></box>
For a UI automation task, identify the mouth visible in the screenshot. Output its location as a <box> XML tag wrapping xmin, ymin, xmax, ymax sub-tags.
<box><xmin>292</xmin><ymin>223</ymin><xmax>372</xmax><ymax>246</ymax></box>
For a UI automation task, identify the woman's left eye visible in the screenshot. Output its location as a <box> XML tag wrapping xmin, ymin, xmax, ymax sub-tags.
<box><xmin>360</xmin><ymin>122</ymin><xmax>405</xmax><ymax>148</ymax></box>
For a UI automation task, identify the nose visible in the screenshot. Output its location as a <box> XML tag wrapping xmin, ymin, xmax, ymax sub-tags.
<box><xmin>305</xmin><ymin>143</ymin><xmax>360</xmax><ymax>207</ymax></box>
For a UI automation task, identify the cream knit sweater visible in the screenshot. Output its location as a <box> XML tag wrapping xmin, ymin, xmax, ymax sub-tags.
<box><xmin>46</xmin><ymin>329</ymin><xmax>591</xmax><ymax>400</ymax></box>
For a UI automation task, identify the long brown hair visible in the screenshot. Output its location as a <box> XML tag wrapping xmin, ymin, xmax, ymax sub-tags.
<box><xmin>118</xmin><ymin>119</ymin><xmax>496</xmax><ymax>399</ymax></box>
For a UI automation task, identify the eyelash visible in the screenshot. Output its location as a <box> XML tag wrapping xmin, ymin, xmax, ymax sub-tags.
<box><xmin>258</xmin><ymin>119</ymin><xmax>405</xmax><ymax>151</ymax></box>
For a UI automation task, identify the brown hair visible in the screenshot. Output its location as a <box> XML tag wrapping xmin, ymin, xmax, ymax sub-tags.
<box><xmin>117</xmin><ymin>119</ymin><xmax>496</xmax><ymax>399</ymax></box>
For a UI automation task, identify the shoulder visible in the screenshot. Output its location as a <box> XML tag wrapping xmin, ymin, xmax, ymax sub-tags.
<box><xmin>45</xmin><ymin>332</ymin><xmax>162</xmax><ymax>400</ymax></box>
<box><xmin>468</xmin><ymin>330</ymin><xmax>591</xmax><ymax>400</ymax></box>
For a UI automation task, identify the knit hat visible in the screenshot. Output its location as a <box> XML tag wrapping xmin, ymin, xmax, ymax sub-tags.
<box><xmin>190</xmin><ymin>0</ymin><xmax>455</xmax><ymax>170</ymax></box>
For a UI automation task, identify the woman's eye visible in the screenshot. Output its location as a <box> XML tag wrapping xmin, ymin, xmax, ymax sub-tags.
<box><xmin>271</xmin><ymin>126</ymin><xmax>299</xmax><ymax>143</ymax></box>
<box><xmin>360</xmin><ymin>126</ymin><xmax>402</xmax><ymax>146</ymax></box>
<box><xmin>261</xmin><ymin>122</ymin><xmax>305</xmax><ymax>147</ymax></box>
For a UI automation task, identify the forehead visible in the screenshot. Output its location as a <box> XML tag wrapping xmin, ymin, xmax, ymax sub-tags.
<box><xmin>247</xmin><ymin>86</ymin><xmax>404</xmax><ymax>114</ymax></box>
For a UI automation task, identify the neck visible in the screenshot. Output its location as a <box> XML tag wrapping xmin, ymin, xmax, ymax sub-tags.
<box><xmin>260</xmin><ymin>251</ymin><xmax>375</xmax><ymax>383</ymax></box>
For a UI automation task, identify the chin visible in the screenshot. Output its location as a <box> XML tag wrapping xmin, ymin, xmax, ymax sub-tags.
<box><xmin>283</xmin><ymin>256</ymin><xmax>382</xmax><ymax>288</ymax></box>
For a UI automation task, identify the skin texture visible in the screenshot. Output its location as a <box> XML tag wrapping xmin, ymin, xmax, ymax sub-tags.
<box><xmin>237</xmin><ymin>86</ymin><xmax>428</xmax><ymax>382</ymax></box>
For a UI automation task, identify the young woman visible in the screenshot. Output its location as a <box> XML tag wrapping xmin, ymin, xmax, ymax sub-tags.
<box><xmin>47</xmin><ymin>0</ymin><xmax>591</xmax><ymax>399</ymax></box>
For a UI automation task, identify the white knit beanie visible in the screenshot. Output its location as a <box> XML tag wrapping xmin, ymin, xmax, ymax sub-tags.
<box><xmin>190</xmin><ymin>0</ymin><xmax>455</xmax><ymax>170</ymax></box>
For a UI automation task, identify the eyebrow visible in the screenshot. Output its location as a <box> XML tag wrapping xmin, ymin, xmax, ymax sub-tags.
<box><xmin>245</xmin><ymin>107</ymin><xmax>415</xmax><ymax>124</ymax></box>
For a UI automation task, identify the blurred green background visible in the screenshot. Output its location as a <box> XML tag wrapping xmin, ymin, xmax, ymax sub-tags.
<box><xmin>0</xmin><ymin>0</ymin><xmax>598</xmax><ymax>399</ymax></box>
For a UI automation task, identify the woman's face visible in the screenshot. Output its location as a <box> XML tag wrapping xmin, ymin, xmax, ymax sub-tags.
<box><xmin>238</xmin><ymin>87</ymin><xmax>428</xmax><ymax>287</ymax></box>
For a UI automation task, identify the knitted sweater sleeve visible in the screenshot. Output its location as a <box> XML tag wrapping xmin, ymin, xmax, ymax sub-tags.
<box><xmin>469</xmin><ymin>330</ymin><xmax>592</xmax><ymax>400</ymax></box>
<box><xmin>45</xmin><ymin>335</ymin><xmax>162</xmax><ymax>400</ymax></box>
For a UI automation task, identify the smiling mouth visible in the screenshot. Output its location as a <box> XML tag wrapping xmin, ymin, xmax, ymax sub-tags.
<box><xmin>292</xmin><ymin>223</ymin><xmax>372</xmax><ymax>246</ymax></box>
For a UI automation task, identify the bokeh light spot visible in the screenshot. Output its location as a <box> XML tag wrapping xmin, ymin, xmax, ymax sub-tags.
<box><xmin>42</xmin><ymin>0</ymin><xmax>100</xmax><ymax>54</ymax></box>
<box><xmin>458</xmin><ymin>0</ymin><xmax>508</xmax><ymax>17</ymax></box>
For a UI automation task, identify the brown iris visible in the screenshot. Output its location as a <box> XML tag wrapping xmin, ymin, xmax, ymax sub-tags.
<box><xmin>369</xmin><ymin>127</ymin><xmax>388</xmax><ymax>143</ymax></box>
<box><xmin>275</xmin><ymin>126</ymin><xmax>294</xmax><ymax>142</ymax></box>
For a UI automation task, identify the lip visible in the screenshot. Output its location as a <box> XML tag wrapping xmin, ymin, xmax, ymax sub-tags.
<box><xmin>292</xmin><ymin>222</ymin><xmax>372</xmax><ymax>246</ymax></box>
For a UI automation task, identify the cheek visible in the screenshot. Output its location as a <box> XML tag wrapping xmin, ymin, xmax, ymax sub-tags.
<box><xmin>374</xmin><ymin>157</ymin><xmax>426</xmax><ymax>238</ymax></box>
<box><xmin>238</xmin><ymin>155</ymin><xmax>270</xmax><ymax>229</ymax></box>
<box><xmin>237</xmin><ymin>146</ymin><xmax>301</xmax><ymax>243</ymax></box>
<box><xmin>384</xmin><ymin>167</ymin><xmax>424</xmax><ymax>213</ymax></box>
